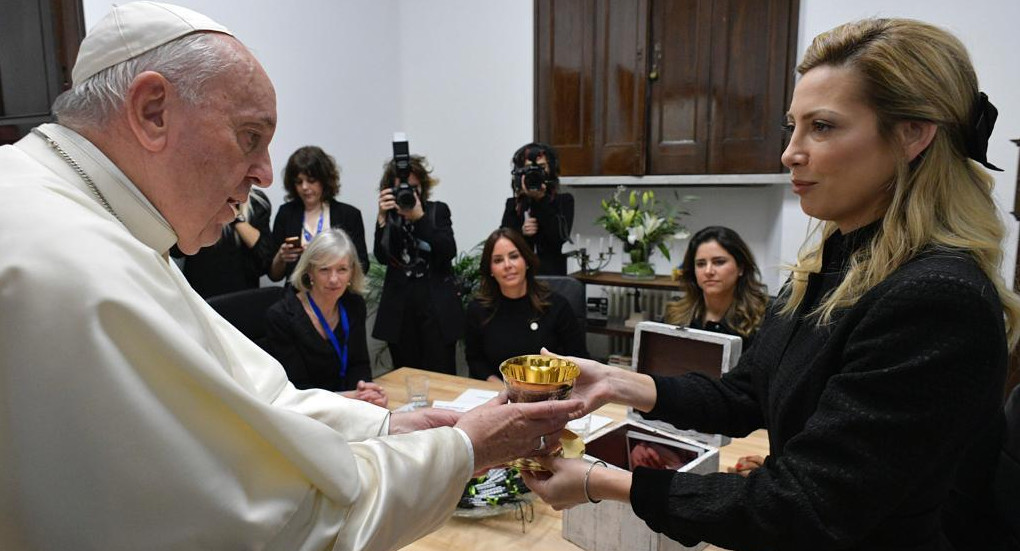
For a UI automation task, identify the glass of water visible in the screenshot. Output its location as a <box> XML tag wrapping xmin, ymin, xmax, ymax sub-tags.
<box><xmin>405</xmin><ymin>374</ymin><xmax>430</xmax><ymax>409</ymax></box>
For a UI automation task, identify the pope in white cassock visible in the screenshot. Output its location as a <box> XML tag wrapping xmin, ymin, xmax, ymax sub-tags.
<box><xmin>0</xmin><ymin>3</ymin><xmax>581</xmax><ymax>550</ymax></box>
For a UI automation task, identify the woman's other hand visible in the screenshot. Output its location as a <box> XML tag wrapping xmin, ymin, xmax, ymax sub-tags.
<box><xmin>351</xmin><ymin>380</ymin><xmax>388</xmax><ymax>408</ymax></box>
<box><xmin>522</xmin><ymin>455</ymin><xmax>632</xmax><ymax>510</ymax></box>
<box><xmin>726</xmin><ymin>454</ymin><xmax>765</xmax><ymax>477</ymax></box>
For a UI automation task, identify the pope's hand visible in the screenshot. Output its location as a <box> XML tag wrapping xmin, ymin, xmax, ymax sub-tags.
<box><xmin>389</xmin><ymin>407</ymin><xmax>461</xmax><ymax>435</ymax></box>
<box><xmin>455</xmin><ymin>391</ymin><xmax>584</xmax><ymax>471</ymax></box>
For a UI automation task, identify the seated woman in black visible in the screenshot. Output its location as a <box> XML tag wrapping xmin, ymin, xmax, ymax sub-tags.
<box><xmin>465</xmin><ymin>228</ymin><xmax>588</xmax><ymax>382</ymax></box>
<box><xmin>266</xmin><ymin>228</ymin><xmax>386</xmax><ymax>406</ymax></box>
<box><xmin>268</xmin><ymin>146</ymin><xmax>369</xmax><ymax>283</ymax></box>
<box><xmin>664</xmin><ymin>226</ymin><xmax>768</xmax><ymax>349</ymax></box>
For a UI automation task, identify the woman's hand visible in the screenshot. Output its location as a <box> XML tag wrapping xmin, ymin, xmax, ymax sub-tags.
<box><xmin>522</xmin><ymin>216</ymin><xmax>539</xmax><ymax>236</ymax></box>
<box><xmin>377</xmin><ymin>186</ymin><xmax>424</xmax><ymax>224</ymax></box>
<box><xmin>276</xmin><ymin>240</ymin><xmax>303</xmax><ymax>264</ymax></box>
<box><xmin>726</xmin><ymin>454</ymin><xmax>765</xmax><ymax>477</ymax></box>
<box><xmin>521</xmin><ymin>456</ymin><xmax>590</xmax><ymax>510</ymax></box>
<box><xmin>522</xmin><ymin>455</ymin><xmax>632</xmax><ymax>511</ymax></box>
<box><xmin>541</xmin><ymin>348</ymin><xmax>658</xmax><ymax>414</ymax></box>
<box><xmin>352</xmin><ymin>380</ymin><xmax>388</xmax><ymax>408</ymax></box>
<box><xmin>540</xmin><ymin>348</ymin><xmax>615</xmax><ymax>415</ymax></box>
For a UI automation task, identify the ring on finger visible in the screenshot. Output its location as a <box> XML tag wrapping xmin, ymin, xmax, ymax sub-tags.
<box><xmin>534</xmin><ymin>434</ymin><xmax>546</xmax><ymax>452</ymax></box>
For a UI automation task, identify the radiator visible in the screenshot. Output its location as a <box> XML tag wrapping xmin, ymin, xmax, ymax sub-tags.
<box><xmin>601</xmin><ymin>287</ymin><xmax>677</xmax><ymax>353</ymax></box>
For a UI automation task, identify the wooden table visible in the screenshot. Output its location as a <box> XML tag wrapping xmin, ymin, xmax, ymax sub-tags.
<box><xmin>377</xmin><ymin>368</ymin><xmax>769</xmax><ymax>551</ymax></box>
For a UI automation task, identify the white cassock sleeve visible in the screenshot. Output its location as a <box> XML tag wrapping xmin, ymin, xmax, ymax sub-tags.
<box><xmin>0</xmin><ymin>143</ymin><xmax>473</xmax><ymax>551</ymax></box>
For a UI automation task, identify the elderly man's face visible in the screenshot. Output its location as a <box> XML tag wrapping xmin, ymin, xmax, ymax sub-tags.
<box><xmin>170</xmin><ymin>38</ymin><xmax>276</xmax><ymax>254</ymax></box>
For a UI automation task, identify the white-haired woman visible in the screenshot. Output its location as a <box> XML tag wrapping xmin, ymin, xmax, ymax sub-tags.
<box><xmin>266</xmin><ymin>228</ymin><xmax>386</xmax><ymax>406</ymax></box>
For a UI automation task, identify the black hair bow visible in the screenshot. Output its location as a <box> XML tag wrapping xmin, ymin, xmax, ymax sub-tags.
<box><xmin>966</xmin><ymin>92</ymin><xmax>1003</xmax><ymax>172</ymax></box>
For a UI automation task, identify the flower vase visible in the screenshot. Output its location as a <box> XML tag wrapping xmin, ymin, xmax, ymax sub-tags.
<box><xmin>621</xmin><ymin>244</ymin><xmax>656</xmax><ymax>279</ymax></box>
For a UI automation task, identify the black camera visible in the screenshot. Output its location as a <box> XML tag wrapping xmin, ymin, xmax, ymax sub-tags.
<box><xmin>516</xmin><ymin>164</ymin><xmax>547</xmax><ymax>191</ymax></box>
<box><xmin>392</xmin><ymin>133</ymin><xmax>417</xmax><ymax>210</ymax></box>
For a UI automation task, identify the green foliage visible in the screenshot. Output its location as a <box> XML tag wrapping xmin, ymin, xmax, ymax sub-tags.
<box><xmin>451</xmin><ymin>241</ymin><xmax>485</xmax><ymax>308</ymax></box>
<box><xmin>595</xmin><ymin>186</ymin><xmax>694</xmax><ymax>262</ymax></box>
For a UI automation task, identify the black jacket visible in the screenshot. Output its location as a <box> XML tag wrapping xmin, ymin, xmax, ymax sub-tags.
<box><xmin>264</xmin><ymin>288</ymin><xmax>372</xmax><ymax>391</ymax></box>
<box><xmin>271</xmin><ymin>198</ymin><xmax>369</xmax><ymax>279</ymax></box>
<box><xmin>372</xmin><ymin>201</ymin><xmax>464</xmax><ymax>344</ymax></box>
<box><xmin>174</xmin><ymin>189</ymin><xmax>274</xmax><ymax>298</ymax></box>
<box><xmin>464</xmin><ymin>291</ymin><xmax>588</xmax><ymax>380</ymax></box>
<box><xmin>631</xmin><ymin>225</ymin><xmax>1009</xmax><ymax>551</ymax></box>
<box><xmin>501</xmin><ymin>192</ymin><xmax>574</xmax><ymax>275</ymax></box>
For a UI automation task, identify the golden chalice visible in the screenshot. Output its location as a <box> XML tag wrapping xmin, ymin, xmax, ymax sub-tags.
<box><xmin>499</xmin><ymin>354</ymin><xmax>585</xmax><ymax>471</ymax></box>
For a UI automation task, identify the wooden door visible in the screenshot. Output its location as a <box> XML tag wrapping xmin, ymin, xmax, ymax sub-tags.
<box><xmin>592</xmin><ymin>0</ymin><xmax>648</xmax><ymax>175</ymax></box>
<box><xmin>705</xmin><ymin>0</ymin><xmax>796</xmax><ymax>173</ymax></box>
<box><xmin>646</xmin><ymin>0</ymin><xmax>713</xmax><ymax>174</ymax></box>
<box><xmin>535</xmin><ymin>0</ymin><xmax>647</xmax><ymax>175</ymax></box>
<box><xmin>535</xmin><ymin>0</ymin><xmax>597</xmax><ymax>175</ymax></box>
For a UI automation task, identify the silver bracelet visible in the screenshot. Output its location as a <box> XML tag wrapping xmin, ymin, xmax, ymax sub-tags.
<box><xmin>584</xmin><ymin>460</ymin><xmax>607</xmax><ymax>504</ymax></box>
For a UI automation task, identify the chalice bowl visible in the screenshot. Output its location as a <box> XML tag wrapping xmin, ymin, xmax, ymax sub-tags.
<box><xmin>499</xmin><ymin>354</ymin><xmax>585</xmax><ymax>471</ymax></box>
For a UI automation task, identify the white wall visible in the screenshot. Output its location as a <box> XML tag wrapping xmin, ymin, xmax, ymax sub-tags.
<box><xmin>83</xmin><ymin>0</ymin><xmax>1020</xmax><ymax>285</ymax></box>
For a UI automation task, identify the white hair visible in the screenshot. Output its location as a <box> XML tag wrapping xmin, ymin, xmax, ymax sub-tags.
<box><xmin>53</xmin><ymin>32</ymin><xmax>241</xmax><ymax>129</ymax></box>
<box><xmin>290</xmin><ymin>228</ymin><xmax>367</xmax><ymax>295</ymax></box>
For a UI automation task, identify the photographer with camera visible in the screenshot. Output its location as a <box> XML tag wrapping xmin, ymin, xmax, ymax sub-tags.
<box><xmin>373</xmin><ymin>138</ymin><xmax>464</xmax><ymax>374</ymax></box>
<box><xmin>500</xmin><ymin>142</ymin><xmax>574</xmax><ymax>275</ymax></box>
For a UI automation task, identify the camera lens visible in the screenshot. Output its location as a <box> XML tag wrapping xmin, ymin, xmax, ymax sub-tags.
<box><xmin>394</xmin><ymin>182</ymin><xmax>417</xmax><ymax>209</ymax></box>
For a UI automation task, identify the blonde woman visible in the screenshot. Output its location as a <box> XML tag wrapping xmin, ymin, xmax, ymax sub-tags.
<box><xmin>525</xmin><ymin>18</ymin><xmax>1018</xmax><ymax>550</ymax></box>
<box><xmin>266</xmin><ymin>228</ymin><xmax>386</xmax><ymax>406</ymax></box>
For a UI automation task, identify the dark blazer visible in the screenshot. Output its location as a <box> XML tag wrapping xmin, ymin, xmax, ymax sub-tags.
<box><xmin>372</xmin><ymin>200</ymin><xmax>464</xmax><ymax>344</ymax></box>
<box><xmin>174</xmin><ymin>189</ymin><xmax>274</xmax><ymax>298</ymax></box>
<box><xmin>464</xmin><ymin>291</ymin><xmax>588</xmax><ymax>380</ymax></box>
<box><xmin>631</xmin><ymin>225</ymin><xmax>1009</xmax><ymax>551</ymax></box>
<box><xmin>271</xmin><ymin>198</ymin><xmax>369</xmax><ymax>279</ymax></box>
<box><xmin>264</xmin><ymin>288</ymin><xmax>372</xmax><ymax>391</ymax></box>
<box><xmin>501</xmin><ymin>192</ymin><xmax>574</xmax><ymax>275</ymax></box>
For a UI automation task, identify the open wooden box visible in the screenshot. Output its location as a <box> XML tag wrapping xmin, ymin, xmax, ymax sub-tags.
<box><xmin>627</xmin><ymin>321</ymin><xmax>742</xmax><ymax>447</ymax></box>
<box><xmin>561</xmin><ymin>420</ymin><xmax>719</xmax><ymax>551</ymax></box>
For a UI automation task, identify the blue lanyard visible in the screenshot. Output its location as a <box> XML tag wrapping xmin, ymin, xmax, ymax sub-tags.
<box><xmin>307</xmin><ymin>292</ymin><xmax>349</xmax><ymax>378</ymax></box>
<box><xmin>303</xmin><ymin>207</ymin><xmax>325</xmax><ymax>243</ymax></box>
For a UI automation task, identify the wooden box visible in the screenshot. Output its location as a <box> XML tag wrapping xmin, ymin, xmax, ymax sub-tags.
<box><xmin>628</xmin><ymin>322</ymin><xmax>742</xmax><ymax>447</ymax></box>
<box><xmin>562</xmin><ymin>420</ymin><xmax>719</xmax><ymax>551</ymax></box>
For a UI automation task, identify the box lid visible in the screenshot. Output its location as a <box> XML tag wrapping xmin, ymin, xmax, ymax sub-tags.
<box><xmin>626</xmin><ymin>321</ymin><xmax>742</xmax><ymax>446</ymax></box>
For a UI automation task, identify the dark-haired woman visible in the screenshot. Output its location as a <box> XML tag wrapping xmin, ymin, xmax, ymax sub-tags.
<box><xmin>465</xmin><ymin>228</ymin><xmax>588</xmax><ymax>382</ymax></box>
<box><xmin>664</xmin><ymin>226</ymin><xmax>768</xmax><ymax>348</ymax></box>
<box><xmin>373</xmin><ymin>154</ymin><xmax>464</xmax><ymax>374</ymax></box>
<box><xmin>500</xmin><ymin>142</ymin><xmax>574</xmax><ymax>275</ymax></box>
<box><xmin>268</xmin><ymin>146</ymin><xmax>369</xmax><ymax>282</ymax></box>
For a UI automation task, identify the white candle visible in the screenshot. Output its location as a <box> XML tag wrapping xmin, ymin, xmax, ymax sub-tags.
<box><xmin>575</xmin><ymin>233</ymin><xmax>581</xmax><ymax>246</ymax></box>
<box><xmin>599</xmin><ymin>237</ymin><xmax>604</xmax><ymax>254</ymax></box>
<box><xmin>585</xmin><ymin>239</ymin><xmax>591</xmax><ymax>252</ymax></box>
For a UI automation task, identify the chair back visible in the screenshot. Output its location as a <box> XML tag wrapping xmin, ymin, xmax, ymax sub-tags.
<box><xmin>995</xmin><ymin>382</ymin><xmax>1020</xmax><ymax>545</ymax></box>
<box><xmin>206</xmin><ymin>286</ymin><xmax>286</xmax><ymax>351</ymax></box>
<box><xmin>535</xmin><ymin>275</ymin><xmax>586</xmax><ymax>328</ymax></box>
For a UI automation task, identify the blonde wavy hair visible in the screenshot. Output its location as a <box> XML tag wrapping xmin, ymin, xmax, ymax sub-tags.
<box><xmin>781</xmin><ymin>18</ymin><xmax>1020</xmax><ymax>349</ymax></box>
